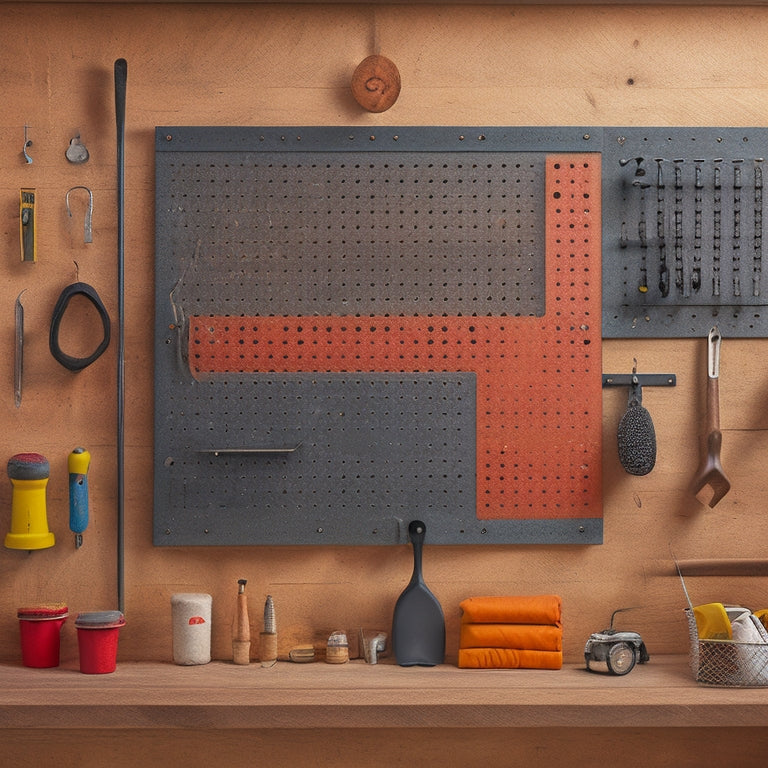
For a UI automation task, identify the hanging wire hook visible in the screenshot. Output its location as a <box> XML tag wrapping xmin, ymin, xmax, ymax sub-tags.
<box><xmin>22</xmin><ymin>125</ymin><xmax>33</xmax><ymax>163</ymax></box>
<box><xmin>65</xmin><ymin>186</ymin><xmax>93</xmax><ymax>243</ymax></box>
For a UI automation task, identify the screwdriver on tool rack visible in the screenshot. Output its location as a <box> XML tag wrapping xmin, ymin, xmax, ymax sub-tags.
<box><xmin>68</xmin><ymin>448</ymin><xmax>91</xmax><ymax>548</ymax></box>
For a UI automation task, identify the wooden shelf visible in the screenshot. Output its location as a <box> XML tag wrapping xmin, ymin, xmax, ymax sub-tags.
<box><xmin>2</xmin><ymin>655</ymin><xmax>767</xmax><ymax>731</ymax></box>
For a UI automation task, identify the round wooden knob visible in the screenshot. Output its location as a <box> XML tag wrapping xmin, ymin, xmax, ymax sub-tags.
<box><xmin>351</xmin><ymin>55</ymin><xmax>401</xmax><ymax>113</ymax></box>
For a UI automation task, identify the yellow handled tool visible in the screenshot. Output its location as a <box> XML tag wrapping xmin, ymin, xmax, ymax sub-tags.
<box><xmin>69</xmin><ymin>448</ymin><xmax>91</xmax><ymax>548</ymax></box>
<box><xmin>5</xmin><ymin>453</ymin><xmax>54</xmax><ymax>550</ymax></box>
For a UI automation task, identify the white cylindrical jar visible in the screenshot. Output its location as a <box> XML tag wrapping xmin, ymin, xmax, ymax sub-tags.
<box><xmin>171</xmin><ymin>593</ymin><xmax>212</xmax><ymax>665</ymax></box>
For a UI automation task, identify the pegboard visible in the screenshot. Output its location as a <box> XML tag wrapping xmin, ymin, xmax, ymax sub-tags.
<box><xmin>154</xmin><ymin>127</ymin><xmax>603</xmax><ymax>545</ymax></box>
<box><xmin>602</xmin><ymin>127</ymin><xmax>768</xmax><ymax>337</ymax></box>
<box><xmin>154</xmin><ymin>373</ymin><xmax>477</xmax><ymax>545</ymax></box>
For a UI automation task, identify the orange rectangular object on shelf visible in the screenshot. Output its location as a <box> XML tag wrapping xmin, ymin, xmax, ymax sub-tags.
<box><xmin>459</xmin><ymin>595</ymin><xmax>562</xmax><ymax>626</ymax></box>
<box><xmin>459</xmin><ymin>623</ymin><xmax>562</xmax><ymax>652</ymax></box>
<box><xmin>458</xmin><ymin>648</ymin><xmax>563</xmax><ymax>670</ymax></box>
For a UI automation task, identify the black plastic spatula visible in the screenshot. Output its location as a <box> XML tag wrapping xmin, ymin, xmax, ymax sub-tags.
<box><xmin>392</xmin><ymin>520</ymin><xmax>445</xmax><ymax>666</ymax></box>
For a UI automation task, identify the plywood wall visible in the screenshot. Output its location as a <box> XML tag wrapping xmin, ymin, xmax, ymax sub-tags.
<box><xmin>1</xmin><ymin>2</ymin><xmax>768</xmax><ymax>666</ymax></box>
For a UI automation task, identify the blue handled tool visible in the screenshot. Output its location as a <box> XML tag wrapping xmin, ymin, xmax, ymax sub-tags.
<box><xmin>68</xmin><ymin>448</ymin><xmax>90</xmax><ymax>548</ymax></box>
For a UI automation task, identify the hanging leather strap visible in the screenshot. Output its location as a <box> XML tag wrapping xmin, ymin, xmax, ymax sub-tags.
<box><xmin>49</xmin><ymin>282</ymin><xmax>111</xmax><ymax>371</ymax></box>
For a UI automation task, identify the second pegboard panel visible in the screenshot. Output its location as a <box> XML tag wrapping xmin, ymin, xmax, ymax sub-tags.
<box><xmin>602</xmin><ymin>127</ymin><xmax>768</xmax><ymax>338</ymax></box>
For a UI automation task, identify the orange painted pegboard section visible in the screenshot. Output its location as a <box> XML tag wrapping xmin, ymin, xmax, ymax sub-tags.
<box><xmin>188</xmin><ymin>154</ymin><xmax>602</xmax><ymax>522</ymax></box>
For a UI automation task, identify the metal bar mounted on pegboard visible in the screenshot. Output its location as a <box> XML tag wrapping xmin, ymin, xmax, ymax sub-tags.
<box><xmin>602</xmin><ymin>373</ymin><xmax>676</xmax><ymax>388</ymax></box>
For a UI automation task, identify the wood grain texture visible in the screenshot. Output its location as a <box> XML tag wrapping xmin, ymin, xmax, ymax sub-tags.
<box><xmin>4</xmin><ymin>727</ymin><xmax>768</xmax><ymax>768</ymax></box>
<box><xmin>1</xmin><ymin>3</ymin><xmax>768</xmax><ymax>680</ymax></box>
<box><xmin>2</xmin><ymin>657</ymin><xmax>768</xmax><ymax>729</ymax></box>
<box><xmin>351</xmin><ymin>54</ymin><xmax>401</xmax><ymax>112</ymax></box>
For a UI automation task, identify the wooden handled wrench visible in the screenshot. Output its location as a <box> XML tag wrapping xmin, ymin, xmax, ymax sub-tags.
<box><xmin>691</xmin><ymin>326</ymin><xmax>731</xmax><ymax>507</ymax></box>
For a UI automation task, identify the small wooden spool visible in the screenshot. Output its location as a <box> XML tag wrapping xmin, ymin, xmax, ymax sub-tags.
<box><xmin>325</xmin><ymin>630</ymin><xmax>349</xmax><ymax>664</ymax></box>
<box><xmin>260</xmin><ymin>632</ymin><xmax>278</xmax><ymax>667</ymax></box>
<box><xmin>351</xmin><ymin>55</ymin><xmax>401</xmax><ymax>113</ymax></box>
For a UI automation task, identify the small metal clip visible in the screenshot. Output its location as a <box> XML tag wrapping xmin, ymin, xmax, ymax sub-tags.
<box><xmin>66</xmin><ymin>186</ymin><xmax>93</xmax><ymax>243</ymax></box>
<box><xmin>620</xmin><ymin>156</ymin><xmax>646</xmax><ymax>177</ymax></box>
<box><xmin>65</xmin><ymin>133</ymin><xmax>89</xmax><ymax>164</ymax></box>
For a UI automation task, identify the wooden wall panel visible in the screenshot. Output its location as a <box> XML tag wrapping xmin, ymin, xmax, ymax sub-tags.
<box><xmin>1</xmin><ymin>3</ymin><xmax>768</xmax><ymax>670</ymax></box>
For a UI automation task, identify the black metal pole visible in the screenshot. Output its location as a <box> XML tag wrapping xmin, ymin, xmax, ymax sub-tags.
<box><xmin>114</xmin><ymin>58</ymin><xmax>127</xmax><ymax>614</ymax></box>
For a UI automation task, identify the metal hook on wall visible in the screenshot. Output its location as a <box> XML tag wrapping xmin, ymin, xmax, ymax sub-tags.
<box><xmin>65</xmin><ymin>186</ymin><xmax>93</xmax><ymax>243</ymax></box>
<box><xmin>22</xmin><ymin>125</ymin><xmax>33</xmax><ymax>164</ymax></box>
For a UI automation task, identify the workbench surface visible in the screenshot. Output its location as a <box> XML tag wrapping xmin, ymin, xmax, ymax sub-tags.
<box><xmin>1</xmin><ymin>655</ymin><xmax>766</xmax><ymax>731</ymax></box>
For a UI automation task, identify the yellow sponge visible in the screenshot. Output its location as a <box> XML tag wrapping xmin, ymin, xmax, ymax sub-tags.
<box><xmin>693</xmin><ymin>602</ymin><xmax>732</xmax><ymax>640</ymax></box>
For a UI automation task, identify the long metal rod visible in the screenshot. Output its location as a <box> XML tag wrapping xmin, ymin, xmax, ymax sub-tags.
<box><xmin>115</xmin><ymin>58</ymin><xmax>127</xmax><ymax>614</ymax></box>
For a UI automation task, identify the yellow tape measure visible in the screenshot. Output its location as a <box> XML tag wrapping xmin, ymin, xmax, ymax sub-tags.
<box><xmin>20</xmin><ymin>188</ymin><xmax>36</xmax><ymax>263</ymax></box>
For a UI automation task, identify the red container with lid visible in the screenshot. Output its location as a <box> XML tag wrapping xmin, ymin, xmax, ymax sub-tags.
<box><xmin>75</xmin><ymin>610</ymin><xmax>126</xmax><ymax>674</ymax></box>
<box><xmin>17</xmin><ymin>603</ymin><xmax>69</xmax><ymax>668</ymax></box>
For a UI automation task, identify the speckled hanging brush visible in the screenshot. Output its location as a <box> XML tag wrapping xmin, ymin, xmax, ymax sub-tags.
<box><xmin>617</xmin><ymin>376</ymin><xmax>657</xmax><ymax>476</ymax></box>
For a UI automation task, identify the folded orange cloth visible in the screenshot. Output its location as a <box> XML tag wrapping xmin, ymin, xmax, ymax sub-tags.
<box><xmin>458</xmin><ymin>647</ymin><xmax>563</xmax><ymax>670</ymax></box>
<box><xmin>459</xmin><ymin>595</ymin><xmax>562</xmax><ymax>626</ymax></box>
<box><xmin>460</xmin><ymin>623</ymin><xmax>562</xmax><ymax>652</ymax></box>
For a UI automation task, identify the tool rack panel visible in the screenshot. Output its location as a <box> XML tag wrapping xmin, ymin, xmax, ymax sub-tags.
<box><xmin>602</xmin><ymin>127</ymin><xmax>768</xmax><ymax>338</ymax></box>
<box><xmin>154</xmin><ymin>126</ymin><xmax>603</xmax><ymax>545</ymax></box>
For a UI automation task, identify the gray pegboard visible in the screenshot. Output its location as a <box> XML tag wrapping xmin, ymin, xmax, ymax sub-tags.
<box><xmin>159</xmin><ymin>149</ymin><xmax>544</xmax><ymax>316</ymax></box>
<box><xmin>602</xmin><ymin>127</ymin><xmax>768</xmax><ymax>337</ymax></box>
<box><xmin>154</xmin><ymin>126</ymin><xmax>604</xmax><ymax>546</ymax></box>
<box><xmin>154</xmin><ymin>373</ymin><xmax>477</xmax><ymax>545</ymax></box>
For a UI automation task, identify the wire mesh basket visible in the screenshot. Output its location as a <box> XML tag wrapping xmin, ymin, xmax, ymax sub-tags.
<box><xmin>685</xmin><ymin>608</ymin><xmax>768</xmax><ymax>687</ymax></box>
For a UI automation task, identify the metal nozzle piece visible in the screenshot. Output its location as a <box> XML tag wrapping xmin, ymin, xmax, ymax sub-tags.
<box><xmin>263</xmin><ymin>595</ymin><xmax>275</xmax><ymax>634</ymax></box>
<box><xmin>359</xmin><ymin>629</ymin><xmax>388</xmax><ymax>664</ymax></box>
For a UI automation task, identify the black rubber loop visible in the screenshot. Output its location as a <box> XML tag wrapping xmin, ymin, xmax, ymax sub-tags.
<box><xmin>49</xmin><ymin>282</ymin><xmax>111</xmax><ymax>371</ymax></box>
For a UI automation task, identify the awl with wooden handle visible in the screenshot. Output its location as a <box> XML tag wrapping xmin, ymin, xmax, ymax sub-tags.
<box><xmin>232</xmin><ymin>579</ymin><xmax>250</xmax><ymax>665</ymax></box>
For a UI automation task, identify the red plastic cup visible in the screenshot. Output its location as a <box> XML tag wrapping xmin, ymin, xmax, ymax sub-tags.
<box><xmin>17</xmin><ymin>604</ymin><xmax>68</xmax><ymax>668</ymax></box>
<box><xmin>75</xmin><ymin>611</ymin><xmax>126</xmax><ymax>674</ymax></box>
